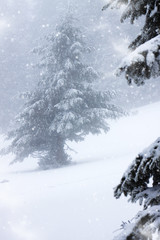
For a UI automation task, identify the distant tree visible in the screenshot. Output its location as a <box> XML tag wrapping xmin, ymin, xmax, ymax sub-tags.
<box><xmin>4</xmin><ymin>15</ymin><xmax>123</xmax><ymax>169</ymax></box>
<box><xmin>103</xmin><ymin>0</ymin><xmax>160</xmax><ymax>239</ymax></box>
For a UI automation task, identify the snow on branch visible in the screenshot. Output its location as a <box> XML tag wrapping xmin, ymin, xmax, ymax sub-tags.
<box><xmin>116</xmin><ymin>35</ymin><xmax>160</xmax><ymax>85</ymax></box>
<box><xmin>102</xmin><ymin>0</ymin><xmax>127</xmax><ymax>11</ymax></box>
<box><xmin>114</xmin><ymin>137</ymin><xmax>160</xmax><ymax>207</ymax></box>
<box><xmin>113</xmin><ymin>206</ymin><xmax>160</xmax><ymax>239</ymax></box>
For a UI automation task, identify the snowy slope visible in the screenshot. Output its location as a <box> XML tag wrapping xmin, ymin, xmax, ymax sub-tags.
<box><xmin>0</xmin><ymin>101</ymin><xmax>160</xmax><ymax>240</ymax></box>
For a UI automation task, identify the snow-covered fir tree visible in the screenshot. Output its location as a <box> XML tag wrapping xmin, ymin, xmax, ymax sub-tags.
<box><xmin>103</xmin><ymin>1</ymin><xmax>160</xmax><ymax>239</ymax></box>
<box><xmin>5</xmin><ymin>15</ymin><xmax>123</xmax><ymax>169</ymax></box>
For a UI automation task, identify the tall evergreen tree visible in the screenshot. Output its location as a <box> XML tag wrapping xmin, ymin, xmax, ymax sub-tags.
<box><xmin>103</xmin><ymin>1</ymin><xmax>160</xmax><ymax>239</ymax></box>
<box><xmin>4</xmin><ymin>15</ymin><xmax>123</xmax><ymax>169</ymax></box>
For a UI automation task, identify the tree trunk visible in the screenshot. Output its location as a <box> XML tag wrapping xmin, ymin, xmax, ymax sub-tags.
<box><xmin>54</xmin><ymin>136</ymin><xmax>68</xmax><ymax>165</ymax></box>
<box><xmin>38</xmin><ymin>136</ymin><xmax>69</xmax><ymax>169</ymax></box>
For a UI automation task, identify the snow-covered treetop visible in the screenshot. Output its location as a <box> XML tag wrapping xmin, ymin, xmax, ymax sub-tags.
<box><xmin>114</xmin><ymin>138</ymin><xmax>160</xmax><ymax>209</ymax></box>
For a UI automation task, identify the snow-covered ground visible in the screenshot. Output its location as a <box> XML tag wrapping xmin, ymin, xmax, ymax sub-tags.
<box><xmin>0</xmin><ymin>101</ymin><xmax>160</xmax><ymax>240</ymax></box>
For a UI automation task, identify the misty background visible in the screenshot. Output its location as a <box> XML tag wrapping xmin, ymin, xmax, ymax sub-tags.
<box><xmin>0</xmin><ymin>0</ymin><xmax>160</xmax><ymax>132</ymax></box>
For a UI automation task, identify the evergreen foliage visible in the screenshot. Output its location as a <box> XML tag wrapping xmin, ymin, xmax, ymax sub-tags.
<box><xmin>114</xmin><ymin>206</ymin><xmax>160</xmax><ymax>240</ymax></box>
<box><xmin>103</xmin><ymin>0</ymin><xmax>160</xmax><ymax>85</ymax></box>
<box><xmin>5</xmin><ymin>15</ymin><xmax>123</xmax><ymax>169</ymax></box>
<box><xmin>114</xmin><ymin>138</ymin><xmax>160</xmax><ymax>208</ymax></box>
<box><xmin>103</xmin><ymin>1</ymin><xmax>160</xmax><ymax>239</ymax></box>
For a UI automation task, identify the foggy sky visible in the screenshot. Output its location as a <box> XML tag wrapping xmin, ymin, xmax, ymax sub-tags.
<box><xmin>0</xmin><ymin>0</ymin><xmax>159</xmax><ymax>131</ymax></box>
